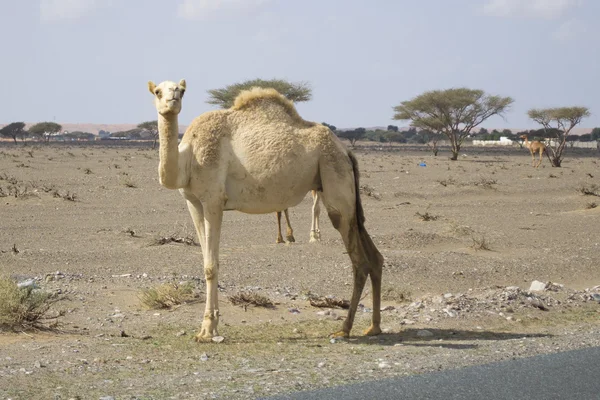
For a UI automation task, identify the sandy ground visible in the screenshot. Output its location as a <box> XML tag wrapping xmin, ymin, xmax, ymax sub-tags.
<box><xmin>1</xmin><ymin>142</ymin><xmax>599</xmax><ymax>399</ymax></box>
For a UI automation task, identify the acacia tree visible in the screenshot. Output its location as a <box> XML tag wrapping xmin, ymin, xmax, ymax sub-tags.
<box><xmin>29</xmin><ymin>122</ymin><xmax>62</xmax><ymax>142</ymax></box>
<box><xmin>207</xmin><ymin>78</ymin><xmax>312</xmax><ymax>109</ymax></box>
<box><xmin>137</xmin><ymin>120</ymin><xmax>159</xmax><ymax>149</ymax></box>
<box><xmin>392</xmin><ymin>88</ymin><xmax>514</xmax><ymax>160</ymax></box>
<box><xmin>336</xmin><ymin>127</ymin><xmax>366</xmax><ymax>148</ymax></box>
<box><xmin>0</xmin><ymin>122</ymin><xmax>27</xmax><ymax>144</ymax></box>
<box><xmin>527</xmin><ymin>107</ymin><xmax>590</xmax><ymax>167</ymax></box>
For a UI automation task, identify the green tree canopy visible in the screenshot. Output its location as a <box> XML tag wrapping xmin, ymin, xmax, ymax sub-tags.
<box><xmin>0</xmin><ymin>122</ymin><xmax>27</xmax><ymax>144</ymax></box>
<box><xmin>207</xmin><ymin>78</ymin><xmax>312</xmax><ymax>109</ymax></box>
<box><xmin>137</xmin><ymin>120</ymin><xmax>159</xmax><ymax>149</ymax></box>
<box><xmin>392</xmin><ymin>88</ymin><xmax>514</xmax><ymax>160</ymax></box>
<box><xmin>591</xmin><ymin>127</ymin><xmax>600</xmax><ymax>141</ymax></box>
<box><xmin>336</xmin><ymin>127</ymin><xmax>366</xmax><ymax>148</ymax></box>
<box><xmin>29</xmin><ymin>122</ymin><xmax>62</xmax><ymax>142</ymax></box>
<box><xmin>527</xmin><ymin>106</ymin><xmax>590</xmax><ymax>167</ymax></box>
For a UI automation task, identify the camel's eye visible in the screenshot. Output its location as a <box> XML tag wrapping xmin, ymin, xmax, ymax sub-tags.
<box><xmin>155</xmin><ymin>89</ymin><xmax>161</xmax><ymax>97</ymax></box>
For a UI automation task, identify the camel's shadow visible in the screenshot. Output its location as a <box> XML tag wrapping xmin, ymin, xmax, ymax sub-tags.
<box><xmin>347</xmin><ymin>328</ymin><xmax>551</xmax><ymax>350</ymax></box>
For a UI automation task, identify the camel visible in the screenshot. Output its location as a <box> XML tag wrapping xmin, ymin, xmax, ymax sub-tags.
<box><xmin>520</xmin><ymin>134</ymin><xmax>547</xmax><ymax>168</ymax></box>
<box><xmin>147</xmin><ymin>79</ymin><xmax>384</xmax><ymax>341</ymax></box>
<box><xmin>275</xmin><ymin>189</ymin><xmax>321</xmax><ymax>243</ymax></box>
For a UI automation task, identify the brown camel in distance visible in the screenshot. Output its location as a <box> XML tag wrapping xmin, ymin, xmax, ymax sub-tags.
<box><xmin>147</xmin><ymin>80</ymin><xmax>383</xmax><ymax>341</ymax></box>
<box><xmin>520</xmin><ymin>134</ymin><xmax>548</xmax><ymax>168</ymax></box>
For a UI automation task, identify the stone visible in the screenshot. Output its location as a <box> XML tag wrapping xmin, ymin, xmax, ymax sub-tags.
<box><xmin>175</xmin><ymin>330</ymin><xmax>186</xmax><ymax>337</ymax></box>
<box><xmin>212</xmin><ymin>336</ymin><xmax>225</xmax><ymax>343</ymax></box>
<box><xmin>200</xmin><ymin>353</ymin><xmax>209</xmax><ymax>362</ymax></box>
<box><xmin>529</xmin><ymin>280</ymin><xmax>547</xmax><ymax>292</ymax></box>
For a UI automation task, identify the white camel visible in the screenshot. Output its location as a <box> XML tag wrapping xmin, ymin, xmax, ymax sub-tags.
<box><xmin>147</xmin><ymin>79</ymin><xmax>383</xmax><ymax>341</ymax></box>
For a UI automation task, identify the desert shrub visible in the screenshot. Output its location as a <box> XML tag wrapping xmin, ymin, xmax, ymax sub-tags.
<box><xmin>139</xmin><ymin>282</ymin><xmax>197</xmax><ymax>309</ymax></box>
<box><xmin>0</xmin><ymin>277</ymin><xmax>63</xmax><ymax>330</ymax></box>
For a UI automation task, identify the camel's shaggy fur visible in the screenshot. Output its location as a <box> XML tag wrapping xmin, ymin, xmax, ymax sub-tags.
<box><xmin>148</xmin><ymin>80</ymin><xmax>384</xmax><ymax>341</ymax></box>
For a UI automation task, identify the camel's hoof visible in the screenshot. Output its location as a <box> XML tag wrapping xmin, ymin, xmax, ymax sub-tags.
<box><xmin>276</xmin><ymin>237</ymin><xmax>285</xmax><ymax>244</ymax></box>
<box><xmin>330</xmin><ymin>330</ymin><xmax>349</xmax><ymax>339</ymax></box>
<box><xmin>286</xmin><ymin>235</ymin><xmax>295</xmax><ymax>243</ymax></box>
<box><xmin>364</xmin><ymin>325</ymin><xmax>382</xmax><ymax>336</ymax></box>
<box><xmin>194</xmin><ymin>333</ymin><xmax>213</xmax><ymax>343</ymax></box>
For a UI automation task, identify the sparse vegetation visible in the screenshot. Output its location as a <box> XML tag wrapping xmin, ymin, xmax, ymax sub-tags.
<box><xmin>438</xmin><ymin>178</ymin><xmax>457</xmax><ymax>187</ymax></box>
<box><xmin>471</xmin><ymin>234</ymin><xmax>491</xmax><ymax>251</ymax></box>
<box><xmin>151</xmin><ymin>233</ymin><xmax>198</xmax><ymax>246</ymax></box>
<box><xmin>578</xmin><ymin>184</ymin><xmax>599</xmax><ymax>197</ymax></box>
<box><xmin>228</xmin><ymin>291</ymin><xmax>274</xmax><ymax>308</ymax></box>
<box><xmin>138</xmin><ymin>282</ymin><xmax>197</xmax><ymax>309</ymax></box>
<box><xmin>359</xmin><ymin>184</ymin><xmax>381</xmax><ymax>200</ymax></box>
<box><xmin>415</xmin><ymin>211</ymin><xmax>438</xmax><ymax>221</ymax></box>
<box><xmin>586</xmin><ymin>202</ymin><xmax>597</xmax><ymax>209</ymax></box>
<box><xmin>309</xmin><ymin>296</ymin><xmax>350</xmax><ymax>309</ymax></box>
<box><xmin>381</xmin><ymin>286</ymin><xmax>411</xmax><ymax>303</ymax></box>
<box><xmin>0</xmin><ymin>277</ymin><xmax>64</xmax><ymax>330</ymax></box>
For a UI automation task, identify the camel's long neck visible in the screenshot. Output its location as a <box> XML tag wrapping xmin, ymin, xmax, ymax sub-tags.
<box><xmin>158</xmin><ymin>114</ymin><xmax>186</xmax><ymax>189</ymax></box>
<box><xmin>523</xmin><ymin>138</ymin><xmax>531</xmax><ymax>149</ymax></box>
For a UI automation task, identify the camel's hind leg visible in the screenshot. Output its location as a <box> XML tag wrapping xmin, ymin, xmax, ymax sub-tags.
<box><xmin>319</xmin><ymin>160</ymin><xmax>383</xmax><ymax>337</ymax></box>
<box><xmin>275</xmin><ymin>211</ymin><xmax>285</xmax><ymax>243</ymax></box>
<box><xmin>310</xmin><ymin>190</ymin><xmax>321</xmax><ymax>242</ymax></box>
<box><xmin>283</xmin><ymin>209</ymin><xmax>295</xmax><ymax>243</ymax></box>
<box><xmin>535</xmin><ymin>148</ymin><xmax>543</xmax><ymax>168</ymax></box>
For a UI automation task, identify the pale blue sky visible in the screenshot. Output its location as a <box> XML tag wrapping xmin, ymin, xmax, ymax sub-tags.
<box><xmin>1</xmin><ymin>0</ymin><xmax>598</xmax><ymax>129</ymax></box>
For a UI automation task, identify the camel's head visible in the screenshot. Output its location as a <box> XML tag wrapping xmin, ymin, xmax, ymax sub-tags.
<box><xmin>519</xmin><ymin>134</ymin><xmax>527</xmax><ymax>140</ymax></box>
<box><xmin>148</xmin><ymin>79</ymin><xmax>186</xmax><ymax>116</ymax></box>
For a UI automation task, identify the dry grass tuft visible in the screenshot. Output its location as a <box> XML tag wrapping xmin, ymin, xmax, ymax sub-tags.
<box><xmin>0</xmin><ymin>277</ymin><xmax>64</xmax><ymax>330</ymax></box>
<box><xmin>138</xmin><ymin>282</ymin><xmax>197</xmax><ymax>309</ymax></box>
<box><xmin>471</xmin><ymin>234</ymin><xmax>492</xmax><ymax>251</ymax></box>
<box><xmin>228</xmin><ymin>292</ymin><xmax>274</xmax><ymax>308</ymax></box>
<box><xmin>309</xmin><ymin>296</ymin><xmax>350</xmax><ymax>309</ymax></box>
<box><xmin>151</xmin><ymin>234</ymin><xmax>198</xmax><ymax>246</ymax></box>
<box><xmin>381</xmin><ymin>286</ymin><xmax>411</xmax><ymax>303</ymax></box>
<box><xmin>360</xmin><ymin>184</ymin><xmax>381</xmax><ymax>200</ymax></box>
<box><xmin>415</xmin><ymin>211</ymin><xmax>439</xmax><ymax>221</ymax></box>
<box><xmin>578</xmin><ymin>184</ymin><xmax>599</xmax><ymax>197</ymax></box>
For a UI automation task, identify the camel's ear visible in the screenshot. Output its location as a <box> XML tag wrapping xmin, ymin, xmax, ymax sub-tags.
<box><xmin>179</xmin><ymin>79</ymin><xmax>186</xmax><ymax>90</ymax></box>
<box><xmin>148</xmin><ymin>81</ymin><xmax>156</xmax><ymax>95</ymax></box>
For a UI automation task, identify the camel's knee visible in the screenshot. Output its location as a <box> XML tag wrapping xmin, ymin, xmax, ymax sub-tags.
<box><xmin>204</xmin><ymin>264</ymin><xmax>216</xmax><ymax>281</ymax></box>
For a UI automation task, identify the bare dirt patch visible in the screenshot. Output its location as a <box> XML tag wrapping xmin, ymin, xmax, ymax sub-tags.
<box><xmin>1</xmin><ymin>143</ymin><xmax>600</xmax><ymax>399</ymax></box>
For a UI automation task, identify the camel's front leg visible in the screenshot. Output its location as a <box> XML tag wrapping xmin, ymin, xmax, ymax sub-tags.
<box><xmin>196</xmin><ymin>205</ymin><xmax>223</xmax><ymax>341</ymax></box>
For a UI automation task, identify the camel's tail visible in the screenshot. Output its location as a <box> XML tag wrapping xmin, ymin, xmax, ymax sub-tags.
<box><xmin>348</xmin><ymin>151</ymin><xmax>366</xmax><ymax>232</ymax></box>
<box><xmin>348</xmin><ymin>150</ymin><xmax>384</xmax><ymax>268</ymax></box>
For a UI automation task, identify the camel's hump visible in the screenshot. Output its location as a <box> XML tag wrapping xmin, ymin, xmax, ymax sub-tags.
<box><xmin>231</xmin><ymin>87</ymin><xmax>313</xmax><ymax>126</ymax></box>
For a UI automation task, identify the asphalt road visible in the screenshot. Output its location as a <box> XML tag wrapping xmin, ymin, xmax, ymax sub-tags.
<box><xmin>265</xmin><ymin>346</ymin><xmax>600</xmax><ymax>400</ymax></box>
